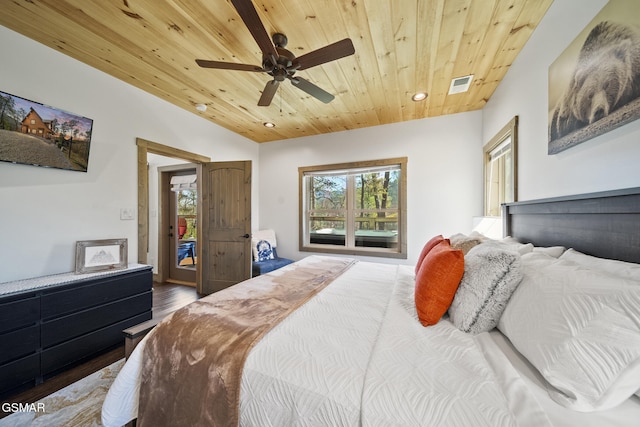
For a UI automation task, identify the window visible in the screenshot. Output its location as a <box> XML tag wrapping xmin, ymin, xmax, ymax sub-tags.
<box><xmin>177</xmin><ymin>189</ymin><xmax>197</xmax><ymax>241</ymax></box>
<box><xmin>484</xmin><ymin>116</ymin><xmax>518</xmax><ymax>216</ymax></box>
<box><xmin>170</xmin><ymin>174</ymin><xmax>197</xmax><ymax>269</ymax></box>
<box><xmin>299</xmin><ymin>157</ymin><xmax>407</xmax><ymax>258</ymax></box>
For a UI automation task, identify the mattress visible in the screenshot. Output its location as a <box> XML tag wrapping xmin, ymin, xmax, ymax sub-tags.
<box><xmin>102</xmin><ymin>258</ymin><xmax>640</xmax><ymax>426</ymax></box>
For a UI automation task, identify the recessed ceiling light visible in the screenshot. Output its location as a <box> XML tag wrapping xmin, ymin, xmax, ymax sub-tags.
<box><xmin>195</xmin><ymin>103</ymin><xmax>207</xmax><ymax>112</ymax></box>
<box><xmin>263</xmin><ymin>122</ymin><xmax>276</xmax><ymax>128</ymax></box>
<box><xmin>411</xmin><ymin>92</ymin><xmax>427</xmax><ymax>102</ymax></box>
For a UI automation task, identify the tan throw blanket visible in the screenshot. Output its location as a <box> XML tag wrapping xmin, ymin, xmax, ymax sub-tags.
<box><xmin>137</xmin><ymin>256</ymin><xmax>356</xmax><ymax>427</ymax></box>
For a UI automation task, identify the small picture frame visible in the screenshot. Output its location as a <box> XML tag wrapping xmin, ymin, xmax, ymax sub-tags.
<box><xmin>75</xmin><ymin>238</ymin><xmax>128</xmax><ymax>274</ymax></box>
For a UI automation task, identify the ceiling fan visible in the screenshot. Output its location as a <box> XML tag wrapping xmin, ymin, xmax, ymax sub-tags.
<box><xmin>196</xmin><ymin>0</ymin><xmax>355</xmax><ymax>107</ymax></box>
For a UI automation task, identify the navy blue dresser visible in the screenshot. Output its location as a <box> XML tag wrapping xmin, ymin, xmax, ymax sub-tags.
<box><xmin>0</xmin><ymin>265</ymin><xmax>152</xmax><ymax>397</ymax></box>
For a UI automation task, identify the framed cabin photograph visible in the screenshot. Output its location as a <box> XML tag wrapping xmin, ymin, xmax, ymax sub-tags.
<box><xmin>75</xmin><ymin>238</ymin><xmax>128</xmax><ymax>274</ymax></box>
<box><xmin>0</xmin><ymin>90</ymin><xmax>93</xmax><ymax>171</ymax></box>
<box><xmin>547</xmin><ymin>0</ymin><xmax>640</xmax><ymax>154</ymax></box>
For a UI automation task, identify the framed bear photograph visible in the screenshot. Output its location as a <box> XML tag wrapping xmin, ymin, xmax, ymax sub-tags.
<box><xmin>548</xmin><ymin>0</ymin><xmax>640</xmax><ymax>154</ymax></box>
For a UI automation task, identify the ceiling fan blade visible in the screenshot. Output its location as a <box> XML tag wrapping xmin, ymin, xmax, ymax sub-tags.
<box><xmin>289</xmin><ymin>77</ymin><xmax>335</xmax><ymax>104</ymax></box>
<box><xmin>230</xmin><ymin>0</ymin><xmax>279</xmax><ymax>65</ymax></box>
<box><xmin>196</xmin><ymin>59</ymin><xmax>263</xmax><ymax>72</ymax></box>
<box><xmin>294</xmin><ymin>38</ymin><xmax>355</xmax><ymax>71</ymax></box>
<box><xmin>258</xmin><ymin>80</ymin><xmax>280</xmax><ymax>106</ymax></box>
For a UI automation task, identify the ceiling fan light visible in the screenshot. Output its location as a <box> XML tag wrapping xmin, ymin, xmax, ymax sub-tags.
<box><xmin>263</xmin><ymin>122</ymin><xmax>276</xmax><ymax>128</ymax></box>
<box><xmin>411</xmin><ymin>92</ymin><xmax>427</xmax><ymax>102</ymax></box>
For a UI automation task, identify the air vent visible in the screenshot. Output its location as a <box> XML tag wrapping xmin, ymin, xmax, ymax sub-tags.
<box><xmin>448</xmin><ymin>75</ymin><xmax>474</xmax><ymax>94</ymax></box>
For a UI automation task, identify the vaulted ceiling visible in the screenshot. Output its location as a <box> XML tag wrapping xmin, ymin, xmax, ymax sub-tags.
<box><xmin>0</xmin><ymin>0</ymin><xmax>553</xmax><ymax>143</ymax></box>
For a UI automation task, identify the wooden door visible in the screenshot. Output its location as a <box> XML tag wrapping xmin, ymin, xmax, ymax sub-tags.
<box><xmin>198</xmin><ymin>161</ymin><xmax>252</xmax><ymax>295</ymax></box>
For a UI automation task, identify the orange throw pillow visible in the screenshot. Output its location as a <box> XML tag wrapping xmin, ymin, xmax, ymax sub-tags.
<box><xmin>415</xmin><ymin>240</ymin><xmax>464</xmax><ymax>326</ymax></box>
<box><xmin>415</xmin><ymin>235</ymin><xmax>447</xmax><ymax>275</ymax></box>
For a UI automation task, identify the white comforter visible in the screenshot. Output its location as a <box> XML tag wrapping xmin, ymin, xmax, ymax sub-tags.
<box><xmin>102</xmin><ymin>258</ymin><xmax>550</xmax><ymax>427</ymax></box>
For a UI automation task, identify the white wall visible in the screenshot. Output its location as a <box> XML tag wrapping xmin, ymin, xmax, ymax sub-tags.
<box><xmin>0</xmin><ymin>26</ymin><xmax>259</xmax><ymax>282</ymax></box>
<box><xmin>483</xmin><ymin>0</ymin><xmax>640</xmax><ymax>200</ymax></box>
<box><xmin>258</xmin><ymin>111</ymin><xmax>483</xmax><ymax>265</ymax></box>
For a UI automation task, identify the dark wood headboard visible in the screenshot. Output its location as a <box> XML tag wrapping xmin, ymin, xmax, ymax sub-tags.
<box><xmin>503</xmin><ymin>187</ymin><xmax>640</xmax><ymax>263</ymax></box>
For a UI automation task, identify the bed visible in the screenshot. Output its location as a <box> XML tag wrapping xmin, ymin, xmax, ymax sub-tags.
<box><xmin>102</xmin><ymin>187</ymin><xmax>640</xmax><ymax>427</ymax></box>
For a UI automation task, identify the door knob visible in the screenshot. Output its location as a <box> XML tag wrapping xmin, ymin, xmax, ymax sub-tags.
<box><xmin>241</xmin><ymin>233</ymin><xmax>250</xmax><ymax>238</ymax></box>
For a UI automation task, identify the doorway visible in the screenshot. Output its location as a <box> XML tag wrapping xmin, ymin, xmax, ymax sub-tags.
<box><xmin>162</xmin><ymin>167</ymin><xmax>197</xmax><ymax>285</ymax></box>
<box><xmin>136</xmin><ymin>138</ymin><xmax>253</xmax><ymax>294</ymax></box>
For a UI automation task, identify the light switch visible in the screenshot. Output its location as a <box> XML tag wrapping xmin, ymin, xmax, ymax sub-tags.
<box><xmin>120</xmin><ymin>208</ymin><xmax>135</xmax><ymax>220</ymax></box>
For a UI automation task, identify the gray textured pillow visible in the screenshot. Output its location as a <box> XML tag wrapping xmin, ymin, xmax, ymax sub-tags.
<box><xmin>449</xmin><ymin>244</ymin><xmax>523</xmax><ymax>334</ymax></box>
<box><xmin>449</xmin><ymin>232</ymin><xmax>485</xmax><ymax>254</ymax></box>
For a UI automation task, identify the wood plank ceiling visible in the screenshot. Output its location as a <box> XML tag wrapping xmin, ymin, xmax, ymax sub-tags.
<box><xmin>0</xmin><ymin>0</ymin><xmax>553</xmax><ymax>143</ymax></box>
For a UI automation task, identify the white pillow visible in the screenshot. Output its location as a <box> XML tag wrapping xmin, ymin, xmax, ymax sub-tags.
<box><xmin>251</xmin><ymin>230</ymin><xmax>277</xmax><ymax>261</ymax></box>
<box><xmin>498</xmin><ymin>252</ymin><xmax>640</xmax><ymax>411</ymax></box>
<box><xmin>561</xmin><ymin>248</ymin><xmax>640</xmax><ymax>281</ymax></box>
<box><xmin>498</xmin><ymin>236</ymin><xmax>534</xmax><ymax>255</ymax></box>
<box><xmin>502</xmin><ymin>236</ymin><xmax>565</xmax><ymax>257</ymax></box>
<box><xmin>449</xmin><ymin>244</ymin><xmax>523</xmax><ymax>334</ymax></box>
<box><xmin>532</xmin><ymin>245</ymin><xmax>566</xmax><ymax>258</ymax></box>
<box><xmin>561</xmin><ymin>249</ymin><xmax>640</xmax><ymax>401</ymax></box>
<box><xmin>253</xmin><ymin>239</ymin><xmax>275</xmax><ymax>261</ymax></box>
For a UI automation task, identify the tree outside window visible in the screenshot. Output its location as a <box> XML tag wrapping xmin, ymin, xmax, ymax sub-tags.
<box><xmin>299</xmin><ymin>158</ymin><xmax>407</xmax><ymax>258</ymax></box>
<box><xmin>177</xmin><ymin>190</ymin><xmax>197</xmax><ymax>240</ymax></box>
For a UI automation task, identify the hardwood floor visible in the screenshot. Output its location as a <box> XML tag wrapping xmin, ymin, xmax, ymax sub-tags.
<box><xmin>0</xmin><ymin>282</ymin><xmax>199</xmax><ymax>419</ymax></box>
<box><xmin>151</xmin><ymin>281</ymin><xmax>200</xmax><ymax>321</ymax></box>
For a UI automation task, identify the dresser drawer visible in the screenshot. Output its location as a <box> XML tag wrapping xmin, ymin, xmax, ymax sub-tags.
<box><xmin>41</xmin><ymin>291</ymin><xmax>152</xmax><ymax>348</ymax></box>
<box><xmin>0</xmin><ymin>324</ymin><xmax>39</xmax><ymax>365</ymax></box>
<box><xmin>0</xmin><ymin>353</ymin><xmax>40</xmax><ymax>396</ymax></box>
<box><xmin>41</xmin><ymin>311</ymin><xmax>151</xmax><ymax>376</ymax></box>
<box><xmin>41</xmin><ymin>269</ymin><xmax>152</xmax><ymax>319</ymax></box>
<box><xmin>0</xmin><ymin>295</ymin><xmax>39</xmax><ymax>334</ymax></box>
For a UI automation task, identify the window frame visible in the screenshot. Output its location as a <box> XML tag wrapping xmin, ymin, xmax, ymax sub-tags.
<box><xmin>299</xmin><ymin>157</ymin><xmax>407</xmax><ymax>259</ymax></box>
<box><xmin>483</xmin><ymin>116</ymin><xmax>518</xmax><ymax>216</ymax></box>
